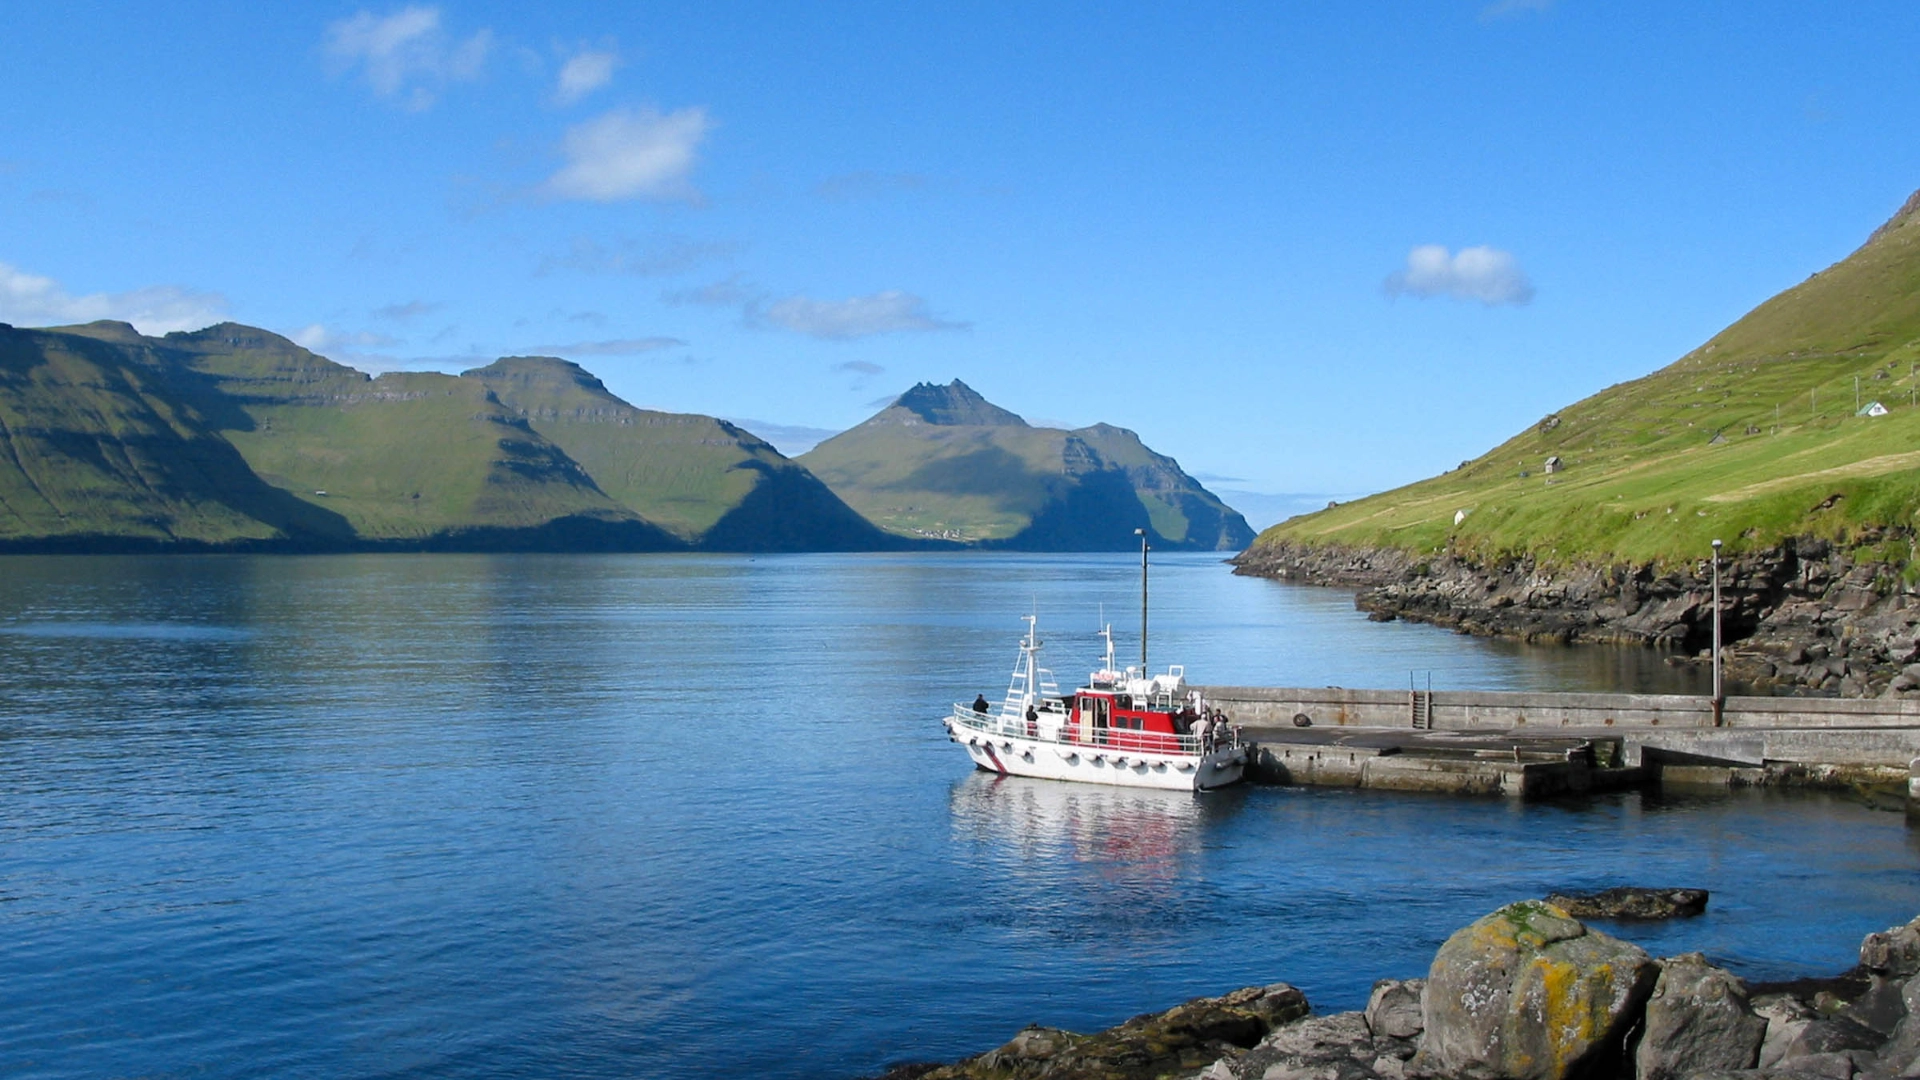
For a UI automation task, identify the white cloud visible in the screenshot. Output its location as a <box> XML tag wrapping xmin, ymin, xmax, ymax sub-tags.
<box><xmin>554</xmin><ymin>48</ymin><xmax>618</xmax><ymax>105</ymax></box>
<box><xmin>324</xmin><ymin>6</ymin><xmax>491</xmax><ymax>110</ymax></box>
<box><xmin>759</xmin><ymin>291</ymin><xmax>968</xmax><ymax>340</ymax></box>
<box><xmin>0</xmin><ymin>261</ymin><xmax>228</xmax><ymax>335</ymax></box>
<box><xmin>291</xmin><ymin>324</ymin><xmax>402</xmax><ymax>352</ymax></box>
<box><xmin>543</xmin><ymin>106</ymin><xmax>710</xmax><ymax>202</ymax></box>
<box><xmin>1384</xmin><ymin>245</ymin><xmax>1535</xmax><ymax>306</ymax></box>
<box><xmin>834</xmin><ymin>360</ymin><xmax>885</xmax><ymax>376</ymax></box>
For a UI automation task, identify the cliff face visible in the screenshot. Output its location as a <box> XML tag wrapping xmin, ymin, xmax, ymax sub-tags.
<box><xmin>1233</xmin><ymin>533</ymin><xmax>1920</xmax><ymax>698</ymax></box>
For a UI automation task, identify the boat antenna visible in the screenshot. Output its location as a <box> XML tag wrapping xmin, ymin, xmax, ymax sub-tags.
<box><xmin>1134</xmin><ymin>527</ymin><xmax>1149</xmax><ymax>672</ymax></box>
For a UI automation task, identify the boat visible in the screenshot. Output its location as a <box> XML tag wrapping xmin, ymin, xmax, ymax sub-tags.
<box><xmin>943</xmin><ymin>534</ymin><xmax>1248</xmax><ymax>791</ymax></box>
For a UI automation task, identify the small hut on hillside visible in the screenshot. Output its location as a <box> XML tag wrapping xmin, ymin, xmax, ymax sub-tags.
<box><xmin>1543</xmin><ymin>456</ymin><xmax>1563</xmax><ymax>474</ymax></box>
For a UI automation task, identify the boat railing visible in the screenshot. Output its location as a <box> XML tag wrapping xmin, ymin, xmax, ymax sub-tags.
<box><xmin>949</xmin><ymin>704</ymin><xmax>1240</xmax><ymax>756</ymax></box>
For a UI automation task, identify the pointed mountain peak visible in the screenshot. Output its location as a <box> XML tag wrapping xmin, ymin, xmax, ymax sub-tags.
<box><xmin>883</xmin><ymin>379</ymin><xmax>1027</xmax><ymax>427</ymax></box>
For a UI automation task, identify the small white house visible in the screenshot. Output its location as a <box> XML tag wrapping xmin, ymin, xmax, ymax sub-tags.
<box><xmin>1860</xmin><ymin>400</ymin><xmax>1890</xmax><ymax>417</ymax></box>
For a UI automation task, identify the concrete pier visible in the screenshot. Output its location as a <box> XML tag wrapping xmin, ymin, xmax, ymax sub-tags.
<box><xmin>1207</xmin><ymin>685</ymin><xmax>1920</xmax><ymax>799</ymax></box>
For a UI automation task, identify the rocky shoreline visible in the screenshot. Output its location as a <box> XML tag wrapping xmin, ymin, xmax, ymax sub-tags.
<box><xmin>873</xmin><ymin>898</ymin><xmax>1920</xmax><ymax>1080</ymax></box>
<box><xmin>1230</xmin><ymin>534</ymin><xmax>1920</xmax><ymax>700</ymax></box>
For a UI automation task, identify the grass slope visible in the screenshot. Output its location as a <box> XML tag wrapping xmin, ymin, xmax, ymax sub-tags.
<box><xmin>466</xmin><ymin>357</ymin><xmax>895</xmax><ymax>550</ymax></box>
<box><xmin>149</xmin><ymin>326</ymin><xmax>665</xmax><ymax>544</ymax></box>
<box><xmin>799</xmin><ymin>380</ymin><xmax>1254</xmax><ymax>550</ymax></box>
<box><xmin>0</xmin><ymin>323</ymin><xmax>349</xmax><ymax>547</ymax></box>
<box><xmin>1253</xmin><ymin>190</ymin><xmax>1920</xmax><ymax>568</ymax></box>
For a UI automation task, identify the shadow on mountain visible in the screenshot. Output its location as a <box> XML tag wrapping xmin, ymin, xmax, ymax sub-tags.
<box><xmin>699</xmin><ymin>460</ymin><xmax>940</xmax><ymax>552</ymax></box>
<box><xmin>986</xmin><ymin>471</ymin><xmax>1158</xmax><ymax>551</ymax></box>
<box><xmin>887</xmin><ymin>446</ymin><xmax>1041</xmax><ymax>497</ymax></box>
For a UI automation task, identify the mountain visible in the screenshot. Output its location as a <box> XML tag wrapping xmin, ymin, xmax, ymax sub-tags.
<box><xmin>0</xmin><ymin>321</ymin><xmax>883</xmax><ymax>552</ymax></box>
<box><xmin>797</xmin><ymin>379</ymin><xmax>1254</xmax><ymax>550</ymax></box>
<box><xmin>464</xmin><ymin>356</ymin><xmax>899</xmax><ymax>551</ymax></box>
<box><xmin>0</xmin><ymin>321</ymin><xmax>353</xmax><ymax>549</ymax></box>
<box><xmin>1240</xmin><ymin>188</ymin><xmax>1920</xmax><ymax>569</ymax></box>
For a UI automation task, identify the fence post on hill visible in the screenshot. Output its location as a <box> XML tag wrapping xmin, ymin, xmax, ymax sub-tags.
<box><xmin>1711</xmin><ymin>538</ymin><xmax>1724</xmax><ymax>727</ymax></box>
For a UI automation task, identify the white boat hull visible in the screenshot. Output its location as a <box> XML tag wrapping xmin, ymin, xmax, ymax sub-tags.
<box><xmin>945</xmin><ymin>717</ymin><xmax>1246</xmax><ymax>792</ymax></box>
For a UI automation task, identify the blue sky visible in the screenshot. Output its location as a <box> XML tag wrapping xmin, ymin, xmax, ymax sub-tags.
<box><xmin>4</xmin><ymin>2</ymin><xmax>1918</xmax><ymax>526</ymax></box>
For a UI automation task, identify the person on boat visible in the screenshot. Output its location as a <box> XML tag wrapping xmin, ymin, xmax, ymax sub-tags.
<box><xmin>1192</xmin><ymin>712</ymin><xmax>1211</xmax><ymax>751</ymax></box>
<box><xmin>1024</xmin><ymin>704</ymin><xmax>1038</xmax><ymax>735</ymax></box>
<box><xmin>972</xmin><ymin>694</ymin><xmax>990</xmax><ymax>715</ymax></box>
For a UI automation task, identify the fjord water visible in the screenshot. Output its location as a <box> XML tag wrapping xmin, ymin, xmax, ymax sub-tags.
<box><xmin>2</xmin><ymin>553</ymin><xmax>1917</xmax><ymax>1080</ymax></box>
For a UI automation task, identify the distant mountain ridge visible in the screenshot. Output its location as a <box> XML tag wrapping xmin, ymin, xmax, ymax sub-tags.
<box><xmin>799</xmin><ymin>380</ymin><xmax>1254</xmax><ymax>550</ymax></box>
<box><xmin>0</xmin><ymin>327</ymin><xmax>1253</xmax><ymax>553</ymax></box>
<box><xmin>0</xmin><ymin>321</ymin><xmax>895</xmax><ymax>552</ymax></box>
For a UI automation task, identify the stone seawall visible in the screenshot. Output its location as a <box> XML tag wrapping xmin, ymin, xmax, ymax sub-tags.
<box><xmin>1196</xmin><ymin>686</ymin><xmax>1920</xmax><ymax>793</ymax></box>
<box><xmin>1230</xmin><ymin>533</ymin><xmax>1920</xmax><ymax>699</ymax></box>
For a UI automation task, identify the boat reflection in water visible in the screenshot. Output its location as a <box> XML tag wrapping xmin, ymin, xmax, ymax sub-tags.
<box><xmin>947</xmin><ymin>771</ymin><xmax>1248</xmax><ymax>887</ymax></box>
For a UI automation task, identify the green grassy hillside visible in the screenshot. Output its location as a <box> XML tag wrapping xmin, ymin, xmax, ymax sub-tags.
<box><xmin>0</xmin><ymin>323</ymin><xmax>351</xmax><ymax>547</ymax></box>
<box><xmin>1253</xmin><ymin>190</ymin><xmax>1920</xmax><ymax>568</ymax></box>
<box><xmin>465</xmin><ymin>357</ymin><xmax>898</xmax><ymax>550</ymax></box>
<box><xmin>799</xmin><ymin>380</ymin><xmax>1254</xmax><ymax>550</ymax></box>
<box><xmin>140</xmin><ymin>325</ymin><xmax>670</xmax><ymax>546</ymax></box>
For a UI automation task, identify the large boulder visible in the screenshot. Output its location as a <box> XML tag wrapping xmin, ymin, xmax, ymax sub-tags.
<box><xmin>1633</xmin><ymin>953</ymin><xmax>1766</xmax><ymax>1080</ymax></box>
<box><xmin>1416</xmin><ymin>900</ymin><xmax>1657</xmax><ymax>1080</ymax></box>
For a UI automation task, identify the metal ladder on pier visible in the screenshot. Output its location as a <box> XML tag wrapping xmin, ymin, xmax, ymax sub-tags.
<box><xmin>1408</xmin><ymin>671</ymin><xmax>1434</xmax><ymax>729</ymax></box>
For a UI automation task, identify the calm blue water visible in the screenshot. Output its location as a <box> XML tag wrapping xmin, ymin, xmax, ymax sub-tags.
<box><xmin>0</xmin><ymin>552</ymin><xmax>1915</xmax><ymax>1080</ymax></box>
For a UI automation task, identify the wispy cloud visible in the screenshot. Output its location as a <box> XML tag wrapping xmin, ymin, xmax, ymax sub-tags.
<box><xmin>815</xmin><ymin>171</ymin><xmax>929</xmax><ymax>200</ymax></box>
<box><xmin>323</xmin><ymin>6</ymin><xmax>491</xmax><ymax>110</ymax></box>
<box><xmin>520</xmin><ymin>337</ymin><xmax>685</xmax><ymax>357</ymax></box>
<box><xmin>1384</xmin><ymin>245</ymin><xmax>1534</xmax><ymax>306</ymax></box>
<box><xmin>0</xmin><ymin>261</ymin><xmax>227</xmax><ymax>335</ymax></box>
<box><xmin>834</xmin><ymin>360</ymin><xmax>885</xmax><ymax>376</ymax></box>
<box><xmin>538</xmin><ymin>234</ymin><xmax>739</xmax><ymax>277</ymax></box>
<box><xmin>554</xmin><ymin>48</ymin><xmax>618</xmax><ymax>105</ymax></box>
<box><xmin>373</xmin><ymin>299</ymin><xmax>439</xmax><ymax>322</ymax></box>
<box><xmin>719</xmin><ymin>417</ymin><xmax>839</xmax><ymax>457</ymax></box>
<box><xmin>543</xmin><ymin>106</ymin><xmax>710</xmax><ymax>203</ymax></box>
<box><xmin>292</xmin><ymin>324</ymin><xmax>402</xmax><ymax>352</ymax></box>
<box><xmin>665</xmin><ymin>278</ymin><xmax>966</xmax><ymax>340</ymax></box>
<box><xmin>759</xmin><ymin>291</ymin><xmax>968</xmax><ymax>340</ymax></box>
<box><xmin>662</xmin><ymin>274</ymin><xmax>762</xmax><ymax>308</ymax></box>
<box><xmin>1480</xmin><ymin>0</ymin><xmax>1553</xmax><ymax>20</ymax></box>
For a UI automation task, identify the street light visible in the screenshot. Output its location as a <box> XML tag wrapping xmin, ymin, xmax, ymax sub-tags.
<box><xmin>1135</xmin><ymin>527</ymin><xmax>1149</xmax><ymax>673</ymax></box>
<box><xmin>1711</xmin><ymin>538</ymin><xmax>1724</xmax><ymax>725</ymax></box>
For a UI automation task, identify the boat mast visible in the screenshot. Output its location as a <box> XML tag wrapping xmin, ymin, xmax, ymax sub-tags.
<box><xmin>1134</xmin><ymin>527</ymin><xmax>1149</xmax><ymax>672</ymax></box>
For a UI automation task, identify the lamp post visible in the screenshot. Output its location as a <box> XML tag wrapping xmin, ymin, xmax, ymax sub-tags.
<box><xmin>1711</xmin><ymin>538</ymin><xmax>1724</xmax><ymax>726</ymax></box>
<box><xmin>1134</xmin><ymin>527</ymin><xmax>1149</xmax><ymax>673</ymax></box>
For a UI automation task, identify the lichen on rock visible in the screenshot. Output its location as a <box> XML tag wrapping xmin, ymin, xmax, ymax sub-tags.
<box><xmin>1416</xmin><ymin>900</ymin><xmax>1657</xmax><ymax>1080</ymax></box>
